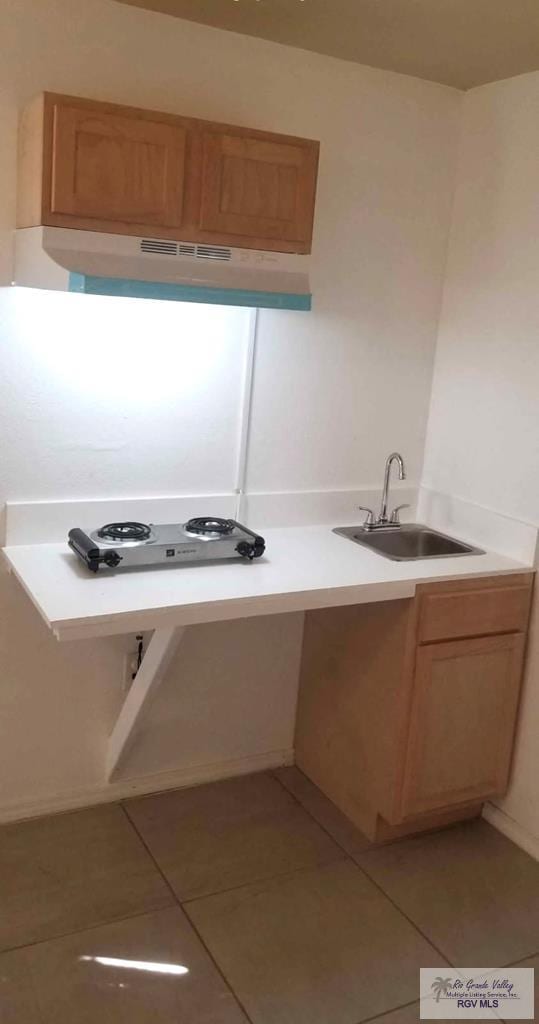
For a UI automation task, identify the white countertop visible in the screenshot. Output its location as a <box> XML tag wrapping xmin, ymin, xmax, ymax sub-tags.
<box><xmin>2</xmin><ymin>525</ymin><xmax>532</xmax><ymax>641</ymax></box>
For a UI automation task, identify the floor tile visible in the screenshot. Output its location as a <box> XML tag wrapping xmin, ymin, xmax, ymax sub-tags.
<box><xmin>186</xmin><ymin>859</ymin><xmax>448</xmax><ymax>1024</ymax></box>
<box><xmin>364</xmin><ymin>1004</ymin><xmax>422</xmax><ymax>1024</ymax></box>
<box><xmin>124</xmin><ymin>772</ymin><xmax>343</xmax><ymax>901</ymax></box>
<box><xmin>0</xmin><ymin>906</ymin><xmax>248</xmax><ymax>1023</ymax></box>
<box><xmin>355</xmin><ymin>820</ymin><xmax>539</xmax><ymax>967</ymax></box>
<box><xmin>368</xmin><ymin>1003</ymin><xmax>467</xmax><ymax>1024</ymax></box>
<box><xmin>273</xmin><ymin>766</ymin><xmax>372</xmax><ymax>853</ymax></box>
<box><xmin>0</xmin><ymin>949</ymin><xmax>41</xmax><ymax>1024</ymax></box>
<box><xmin>375</xmin><ymin>964</ymin><xmax>539</xmax><ymax>1024</ymax></box>
<box><xmin>0</xmin><ymin>803</ymin><xmax>173</xmax><ymax>951</ymax></box>
<box><xmin>506</xmin><ymin>953</ymin><xmax>539</xmax><ymax>1023</ymax></box>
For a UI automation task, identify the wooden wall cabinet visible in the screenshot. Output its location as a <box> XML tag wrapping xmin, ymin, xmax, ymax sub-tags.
<box><xmin>18</xmin><ymin>93</ymin><xmax>320</xmax><ymax>254</ymax></box>
<box><xmin>295</xmin><ymin>573</ymin><xmax>534</xmax><ymax>843</ymax></box>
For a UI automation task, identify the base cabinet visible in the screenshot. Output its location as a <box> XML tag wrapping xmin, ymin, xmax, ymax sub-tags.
<box><xmin>401</xmin><ymin>633</ymin><xmax>526</xmax><ymax>819</ymax></box>
<box><xmin>295</xmin><ymin>574</ymin><xmax>533</xmax><ymax>843</ymax></box>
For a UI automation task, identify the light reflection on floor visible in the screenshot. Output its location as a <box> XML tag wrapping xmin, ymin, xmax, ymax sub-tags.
<box><xmin>79</xmin><ymin>955</ymin><xmax>189</xmax><ymax>976</ymax></box>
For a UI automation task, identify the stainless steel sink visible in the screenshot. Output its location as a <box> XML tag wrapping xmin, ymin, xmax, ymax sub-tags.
<box><xmin>333</xmin><ymin>523</ymin><xmax>484</xmax><ymax>561</ymax></box>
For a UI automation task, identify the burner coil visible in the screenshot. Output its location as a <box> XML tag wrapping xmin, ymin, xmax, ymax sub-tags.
<box><xmin>185</xmin><ymin>517</ymin><xmax>234</xmax><ymax>536</ymax></box>
<box><xmin>97</xmin><ymin>522</ymin><xmax>152</xmax><ymax>542</ymax></box>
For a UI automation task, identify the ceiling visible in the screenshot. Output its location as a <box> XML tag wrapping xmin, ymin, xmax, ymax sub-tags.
<box><xmin>116</xmin><ymin>0</ymin><xmax>539</xmax><ymax>90</ymax></box>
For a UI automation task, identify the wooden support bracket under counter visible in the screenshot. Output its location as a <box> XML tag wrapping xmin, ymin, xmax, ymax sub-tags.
<box><xmin>295</xmin><ymin>572</ymin><xmax>534</xmax><ymax>843</ymax></box>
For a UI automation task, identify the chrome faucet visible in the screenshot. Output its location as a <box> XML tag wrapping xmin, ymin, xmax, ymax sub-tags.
<box><xmin>380</xmin><ymin>452</ymin><xmax>406</xmax><ymax>523</ymax></box>
<box><xmin>358</xmin><ymin>452</ymin><xmax>409</xmax><ymax>530</ymax></box>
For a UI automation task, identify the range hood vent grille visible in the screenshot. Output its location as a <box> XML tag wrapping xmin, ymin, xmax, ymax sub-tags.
<box><xmin>196</xmin><ymin>245</ymin><xmax>232</xmax><ymax>261</ymax></box>
<box><xmin>140</xmin><ymin>238</ymin><xmax>232</xmax><ymax>261</ymax></box>
<box><xmin>14</xmin><ymin>227</ymin><xmax>311</xmax><ymax>311</ymax></box>
<box><xmin>140</xmin><ymin>238</ymin><xmax>177</xmax><ymax>255</ymax></box>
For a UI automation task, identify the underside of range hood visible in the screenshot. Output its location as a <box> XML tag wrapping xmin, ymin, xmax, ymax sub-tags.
<box><xmin>13</xmin><ymin>227</ymin><xmax>312</xmax><ymax>311</ymax></box>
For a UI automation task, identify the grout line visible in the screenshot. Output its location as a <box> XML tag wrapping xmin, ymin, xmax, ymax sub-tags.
<box><xmin>182</xmin><ymin>909</ymin><xmax>255</xmax><ymax>1024</ymax></box>
<box><xmin>179</xmin><ymin>851</ymin><xmax>346</xmax><ymax>907</ymax></box>
<box><xmin>191</xmin><ymin>766</ymin><xmax>451</xmax><ymax>1024</ymax></box>
<box><xmin>271</xmin><ymin>770</ymin><xmax>518</xmax><ymax>976</ymax></box>
<box><xmin>353</xmin><ymin>856</ymin><xmax>456</xmax><ymax>968</ymax></box>
<box><xmin>352</xmin><ymin>996</ymin><xmax>420</xmax><ymax>1024</ymax></box>
<box><xmin>271</xmin><ymin>769</ymin><xmax>456</xmax><ymax>969</ymax></box>
<box><xmin>0</xmin><ymin>903</ymin><xmax>176</xmax><ymax>957</ymax></box>
<box><xmin>502</xmin><ymin>951</ymin><xmax>539</xmax><ymax>967</ymax></box>
<box><xmin>120</xmin><ymin>803</ymin><xmax>256</xmax><ymax>1024</ymax></box>
<box><xmin>145</xmin><ymin>769</ymin><xmax>350</xmax><ymax>908</ymax></box>
<box><xmin>122</xmin><ymin>776</ymin><xmax>346</xmax><ymax>908</ymax></box>
<box><xmin>120</xmin><ymin>803</ymin><xmax>181</xmax><ymax>905</ymax></box>
<box><xmin>270</xmin><ymin>767</ymin><xmax>442</xmax><ymax>858</ymax></box>
<box><xmin>7</xmin><ymin>774</ymin><xmax>531</xmax><ymax>1024</ymax></box>
<box><xmin>270</xmin><ymin>768</ymin><xmax>361</xmax><ymax>856</ymax></box>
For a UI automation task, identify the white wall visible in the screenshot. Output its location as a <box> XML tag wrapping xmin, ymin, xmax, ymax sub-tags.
<box><xmin>0</xmin><ymin>290</ymin><xmax>251</xmax><ymax>501</ymax></box>
<box><xmin>0</xmin><ymin>0</ymin><xmax>461</xmax><ymax>495</ymax></box>
<box><xmin>423</xmin><ymin>72</ymin><xmax>539</xmax><ymax>845</ymax></box>
<box><xmin>0</xmin><ymin>0</ymin><xmax>460</xmax><ymax>815</ymax></box>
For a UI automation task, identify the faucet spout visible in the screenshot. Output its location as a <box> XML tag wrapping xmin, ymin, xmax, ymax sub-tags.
<box><xmin>379</xmin><ymin>452</ymin><xmax>406</xmax><ymax>524</ymax></box>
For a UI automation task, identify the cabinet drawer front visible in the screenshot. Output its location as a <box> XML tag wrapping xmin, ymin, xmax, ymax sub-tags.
<box><xmin>401</xmin><ymin>633</ymin><xmax>526</xmax><ymax>819</ymax></box>
<box><xmin>49</xmin><ymin>101</ymin><xmax>186</xmax><ymax>228</ymax></box>
<box><xmin>418</xmin><ymin>584</ymin><xmax>531</xmax><ymax>643</ymax></box>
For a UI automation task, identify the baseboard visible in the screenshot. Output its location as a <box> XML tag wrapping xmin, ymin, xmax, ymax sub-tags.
<box><xmin>0</xmin><ymin>748</ymin><xmax>294</xmax><ymax>825</ymax></box>
<box><xmin>482</xmin><ymin>802</ymin><xmax>539</xmax><ymax>862</ymax></box>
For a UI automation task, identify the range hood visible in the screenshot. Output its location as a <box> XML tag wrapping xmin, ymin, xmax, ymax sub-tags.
<box><xmin>13</xmin><ymin>227</ymin><xmax>312</xmax><ymax>311</ymax></box>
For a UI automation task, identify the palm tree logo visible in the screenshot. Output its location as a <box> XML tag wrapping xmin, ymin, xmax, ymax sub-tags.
<box><xmin>431</xmin><ymin>977</ymin><xmax>452</xmax><ymax>1002</ymax></box>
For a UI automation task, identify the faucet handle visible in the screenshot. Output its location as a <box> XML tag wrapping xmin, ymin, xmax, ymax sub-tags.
<box><xmin>357</xmin><ymin>506</ymin><xmax>376</xmax><ymax>529</ymax></box>
<box><xmin>389</xmin><ymin>503</ymin><xmax>410</xmax><ymax>526</ymax></box>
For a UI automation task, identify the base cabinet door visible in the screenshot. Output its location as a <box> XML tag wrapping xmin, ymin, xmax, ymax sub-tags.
<box><xmin>47</xmin><ymin>97</ymin><xmax>187</xmax><ymax>232</ymax></box>
<box><xmin>400</xmin><ymin>633</ymin><xmax>526</xmax><ymax>819</ymax></box>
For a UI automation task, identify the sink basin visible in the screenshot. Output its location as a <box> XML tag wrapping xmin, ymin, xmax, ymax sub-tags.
<box><xmin>333</xmin><ymin>523</ymin><xmax>484</xmax><ymax>561</ymax></box>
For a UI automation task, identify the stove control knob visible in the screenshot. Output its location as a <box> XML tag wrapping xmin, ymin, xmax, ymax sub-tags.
<box><xmin>236</xmin><ymin>541</ymin><xmax>255</xmax><ymax>560</ymax></box>
<box><xmin>104</xmin><ymin>551</ymin><xmax>122</xmax><ymax>568</ymax></box>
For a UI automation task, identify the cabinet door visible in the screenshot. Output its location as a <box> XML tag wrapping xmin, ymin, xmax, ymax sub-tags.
<box><xmin>47</xmin><ymin>99</ymin><xmax>186</xmax><ymax>232</ymax></box>
<box><xmin>401</xmin><ymin>634</ymin><xmax>525</xmax><ymax>819</ymax></box>
<box><xmin>197</xmin><ymin>129</ymin><xmax>318</xmax><ymax>252</ymax></box>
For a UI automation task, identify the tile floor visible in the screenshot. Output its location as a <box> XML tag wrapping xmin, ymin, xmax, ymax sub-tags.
<box><xmin>0</xmin><ymin>767</ymin><xmax>537</xmax><ymax>1023</ymax></box>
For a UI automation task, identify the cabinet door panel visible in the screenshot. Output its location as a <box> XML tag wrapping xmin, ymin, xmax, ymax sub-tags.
<box><xmin>49</xmin><ymin>101</ymin><xmax>186</xmax><ymax>229</ymax></box>
<box><xmin>198</xmin><ymin>130</ymin><xmax>318</xmax><ymax>250</ymax></box>
<box><xmin>401</xmin><ymin>634</ymin><xmax>525</xmax><ymax>819</ymax></box>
